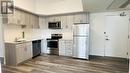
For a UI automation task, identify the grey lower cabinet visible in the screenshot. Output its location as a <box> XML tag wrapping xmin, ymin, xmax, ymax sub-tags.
<box><xmin>59</xmin><ymin>40</ymin><xmax>73</xmax><ymax>57</ymax></box>
<box><xmin>5</xmin><ymin>42</ymin><xmax>32</xmax><ymax>66</ymax></box>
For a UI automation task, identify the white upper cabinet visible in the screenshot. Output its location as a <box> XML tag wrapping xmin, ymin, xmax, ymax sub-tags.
<box><xmin>6</xmin><ymin>9</ymin><xmax>26</xmax><ymax>25</ymax></box>
<box><xmin>19</xmin><ymin>10</ymin><xmax>26</xmax><ymax>25</ymax></box>
<box><xmin>47</xmin><ymin>16</ymin><xmax>61</xmax><ymax>22</ymax></box>
<box><xmin>30</xmin><ymin>14</ymin><xmax>39</xmax><ymax>28</ymax></box>
<box><xmin>33</xmin><ymin>15</ymin><xmax>39</xmax><ymax>29</ymax></box>
<box><xmin>44</xmin><ymin>13</ymin><xmax>89</xmax><ymax>30</ymax></box>
<box><xmin>25</xmin><ymin>12</ymin><xmax>31</xmax><ymax>26</ymax></box>
<box><xmin>3</xmin><ymin>9</ymin><xmax>39</xmax><ymax>29</ymax></box>
<box><xmin>5</xmin><ymin>9</ymin><xmax>19</xmax><ymax>25</ymax></box>
<box><xmin>66</xmin><ymin>15</ymin><xmax>74</xmax><ymax>31</ymax></box>
<box><xmin>39</xmin><ymin>17</ymin><xmax>46</xmax><ymax>29</ymax></box>
<box><xmin>73</xmin><ymin>13</ymin><xmax>89</xmax><ymax>23</ymax></box>
<box><xmin>54</xmin><ymin>16</ymin><xmax>61</xmax><ymax>22</ymax></box>
<box><xmin>47</xmin><ymin>17</ymin><xmax>55</xmax><ymax>22</ymax></box>
<box><xmin>61</xmin><ymin>16</ymin><xmax>67</xmax><ymax>30</ymax></box>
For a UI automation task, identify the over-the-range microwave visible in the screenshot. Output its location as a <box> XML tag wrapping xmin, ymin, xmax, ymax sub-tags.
<box><xmin>48</xmin><ymin>21</ymin><xmax>62</xmax><ymax>29</ymax></box>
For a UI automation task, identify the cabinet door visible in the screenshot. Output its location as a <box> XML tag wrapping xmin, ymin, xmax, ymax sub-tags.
<box><xmin>25</xmin><ymin>12</ymin><xmax>33</xmax><ymax>28</ymax></box>
<box><xmin>20</xmin><ymin>11</ymin><xmax>26</xmax><ymax>25</ymax></box>
<box><xmin>59</xmin><ymin>40</ymin><xmax>66</xmax><ymax>56</ymax></box>
<box><xmin>25</xmin><ymin>42</ymin><xmax>32</xmax><ymax>60</ymax></box>
<box><xmin>66</xmin><ymin>15</ymin><xmax>74</xmax><ymax>31</ymax></box>
<box><xmin>54</xmin><ymin>16</ymin><xmax>61</xmax><ymax>22</ymax></box>
<box><xmin>47</xmin><ymin>16</ymin><xmax>61</xmax><ymax>22</ymax></box>
<box><xmin>74</xmin><ymin>13</ymin><xmax>89</xmax><ymax>23</ymax></box>
<box><xmin>61</xmin><ymin>16</ymin><xmax>67</xmax><ymax>30</ymax></box>
<box><xmin>16</xmin><ymin>44</ymin><xmax>25</xmax><ymax>64</ymax></box>
<box><xmin>39</xmin><ymin>17</ymin><xmax>46</xmax><ymax>29</ymax></box>
<box><xmin>7</xmin><ymin>13</ymin><xmax>15</xmax><ymax>24</ymax></box>
<box><xmin>33</xmin><ymin>16</ymin><xmax>39</xmax><ymax>29</ymax></box>
<box><xmin>47</xmin><ymin>16</ymin><xmax>55</xmax><ymax>22</ymax></box>
<box><xmin>15</xmin><ymin>10</ymin><xmax>22</xmax><ymax>25</ymax></box>
<box><xmin>3</xmin><ymin>9</ymin><xmax>17</xmax><ymax>24</ymax></box>
<box><xmin>65</xmin><ymin>40</ymin><xmax>73</xmax><ymax>57</ymax></box>
<box><xmin>9</xmin><ymin>9</ymin><xmax>19</xmax><ymax>25</ymax></box>
<box><xmin>29</xmin><ymin>14</ymin><xmax>34</xmax><ymax>26</ymax></box>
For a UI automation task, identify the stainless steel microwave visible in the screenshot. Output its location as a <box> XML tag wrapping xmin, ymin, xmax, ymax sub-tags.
<box><xmin>48</xmin><ymin>21</ymin><xmax>61</xmax><ymax>29</ymax></box>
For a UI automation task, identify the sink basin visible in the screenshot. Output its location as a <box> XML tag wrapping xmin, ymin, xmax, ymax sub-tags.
<box><xmin>14</xmin><ymin>40</ymin><xmax>26</xmax><ymax>43</ymax></box>
<box><xmin>15</xmin><ymin>41</ymin><xmax>23</xmax><ymax>42</ymax></box>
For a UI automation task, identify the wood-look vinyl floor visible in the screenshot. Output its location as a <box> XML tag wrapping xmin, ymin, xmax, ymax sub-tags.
<box><xmin>2</xmin><ymin>55</ymin><xmax>129</xmax><ymax>73</ymax></box>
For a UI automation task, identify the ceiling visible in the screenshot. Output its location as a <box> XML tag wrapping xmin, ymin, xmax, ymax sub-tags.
<box><xmin>14</xmin><ymin>0</ymin><xmax>130</xmax><ymax>15</ymax></box>
<box><xmin>107</xmin><ymin>0</ymin><xmax>128</xmax><ymax>9</ymax></box>
<box><xmin>38</xmin><ymin>0</ymin><xmax>65</xmax><ymax>3</ymax></box>
<box><xmin>82</xmin><ymin>0</ymin><xmax>113</xmax><ymax>12</ymax></box>
<box><xmin>82</xmin><ymin>0</ymin><xmax>130</xmax><ymax>12</ymax></box>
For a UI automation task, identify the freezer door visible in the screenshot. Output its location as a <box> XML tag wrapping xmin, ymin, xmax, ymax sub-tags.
<box><xmin>73</xmin><ymin>37</ymin><xmax>89</xmax><ymax>59</ymax></box>
<box><xmin>73</xmin><ymin>24</ymin><xmax>89</xmax><ymax>36</ymax></box>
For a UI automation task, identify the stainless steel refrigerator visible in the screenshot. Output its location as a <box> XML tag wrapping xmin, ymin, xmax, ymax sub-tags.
<box><xmin>73</xmin><ymin>23</ymin><xmax>89</xmax><ymax>59</ymax></box>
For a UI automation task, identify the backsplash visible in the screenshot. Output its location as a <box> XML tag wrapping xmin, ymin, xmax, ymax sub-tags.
<box><xmin>4</xmin><ymin>25</ymin><xmax>23</xmax><ymax>42</ymax></box>
<box><xmin>24</xmin><ymin>29</ymin><xmax>73</xmax><ymax>40</ymax></box>
<box><xmin>4</xmin><ymin>25</ymin><xmax>73</xmax><ymax>42</ymax></box>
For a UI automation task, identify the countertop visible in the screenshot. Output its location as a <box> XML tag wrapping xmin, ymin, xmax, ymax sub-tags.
<box><xmin>59</xmin><ymin>39</ymin><xmax>73</xmax><ymax>41</ymax></box>
<box><xmin>5</xmin><ymin>38</ymin><xmax>43</xmax><ymax>44</ymax></box>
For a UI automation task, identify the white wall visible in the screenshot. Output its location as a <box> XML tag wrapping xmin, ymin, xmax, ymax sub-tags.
<box><xmin>14</xmin><ymin>0</ymin><xmax>36</xmax><ymax>12</ymax></box>
<box><xmin>0</xmin><ymin>0</ymin><xmax>4</xmax><ymax>58</ymax></box>
<box><xmin>0</xmin><ymin>17</ymin><xmax>4</xmax><ymax>58</ymax></box>
<box><xmin>14</xmin><ymin>0</ymin><xmax>83</xmax><ymax>15</ymax></box>
<box><xmin>35</xmin><ymin>0</ymin><xmax>83</xmax><ymax>15</ymax></box>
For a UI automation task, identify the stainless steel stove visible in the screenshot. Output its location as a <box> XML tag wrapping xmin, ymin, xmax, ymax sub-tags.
<box><xmin>46</xmin><ymin>34</ymin><xmax>62</xmax><ymax>55</ymax></box>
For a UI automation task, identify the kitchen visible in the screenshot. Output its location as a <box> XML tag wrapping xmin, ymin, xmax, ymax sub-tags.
<box><xmin>0</xmin><ymin>0</ymin><xmax>130</xmax><ymax>73</ymax></box>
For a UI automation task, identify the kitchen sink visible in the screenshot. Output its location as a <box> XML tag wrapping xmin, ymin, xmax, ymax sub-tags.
<box><xmin>14</xmin><ymin>40</ymin><xmax>26</xmax><ymax>43</ymax></box>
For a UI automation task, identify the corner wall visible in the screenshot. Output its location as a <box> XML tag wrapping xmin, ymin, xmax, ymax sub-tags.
<box><xmin>0</xmin><ymin>16</ymin><xmax>5</xmax><ymax>63</ymax></box>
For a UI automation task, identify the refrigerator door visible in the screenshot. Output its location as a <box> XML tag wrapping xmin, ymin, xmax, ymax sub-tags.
<box><xmin>73</xmin><ymin>24</ymin><xmax>89</xmax><ymax>36</ymax></box>
<box><xmin>73</xmin><ymin>37</ymin><xmax>89</xmax><ymax>59</ymax></box>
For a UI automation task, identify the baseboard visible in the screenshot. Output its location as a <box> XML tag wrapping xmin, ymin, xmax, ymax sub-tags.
<box><xmin>89</xmin><ymin>55</ymin><xmax>129</xmax><ymax>61</ymax></box>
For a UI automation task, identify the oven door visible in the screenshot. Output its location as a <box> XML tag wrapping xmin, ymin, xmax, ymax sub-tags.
<box><xmin>47</xmin><ymin>40</ymin><xmax>58</xmax><ymax>48</ymax></box>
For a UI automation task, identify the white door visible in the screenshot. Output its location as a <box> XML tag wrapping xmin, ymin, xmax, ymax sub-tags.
<box><xmin>105</xmin><ymin>15</ymin><xmax>129</xmax><ymax>58</ymax></box>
